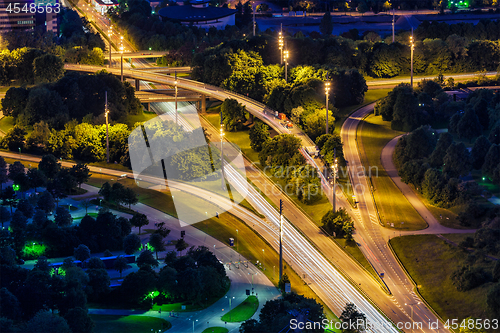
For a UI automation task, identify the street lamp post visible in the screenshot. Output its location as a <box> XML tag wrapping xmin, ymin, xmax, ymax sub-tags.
<box><xmin>107</xmin><ymin>28</ymin><xmax>112</xmax><ymax>68</ymax></box>
<box><xmin>174</xmin><ymin>71</ymin><xmax>178</xmax><ymax>125</ymax></box>
<box><xmin>220</xmin><ymin>119</ymin><xmax>225</xmax><ymax>190</ymax></box>
<box><xmin>120</xmin><ymin>36</ymin><xmax>124</xmax><ymax>82</ymax></box>
<box><xmin>284</xmin><ymin>50</ymin><xmax>289</xmax><ymax>83</ymax></box>
<box><xmin>405</xmin><ymin>302</ymin><xmax>420</xmax><ymax>333</ymax></box>
<box><xmin>410</xmin><ymin>33</ymin><xmax>414</xmax><ymax>89</ymax></box>
<box><xmin>278</xmin><ymin>27</ymin><xmax>283</xmax><ymax>65</ymax></box>
<box><xmin>105</xmin><ymin>91</ymin><xmax>109</xmax><ymax>163</ymax></box>
<box><xmin>325</xmin><ymin>80</ymin><xmax>331</xmax><ymax>134</ymax></box>
<box><xmin>331</xmin><ymin>158</ymin><xmax>338</xmax><ymax>211</ymax></box>
<box><xmin>392</xmin><ymin>9</ymin><xmax>395</xmax><ymax>43</ymax></box>
<box><xmin>252</xmin><ymin>1</ymin><xmax>256</xmax><ymax>36</ymax></box>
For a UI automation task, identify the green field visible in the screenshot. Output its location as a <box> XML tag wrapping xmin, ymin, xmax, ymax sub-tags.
<box><xmin>334</xmin><ymin>88</ymin><xmax>392</xmax><ymax>132</ymax></box>
<box><xmin>202</xmin><ymin>327</ymin><xmax>228</xmax><ymax>333</ymax></box>
<box><xmin>358</xmin><ymin>113</ymin><xmax>427</xmax><ymax>230</ymax></box>
<box><xmin>390</xmin><ymin>234</ymin><xmax>497</xmax><ymax>323</ymax></box>
<box><xmin>0</xmin><ymin>116</ymin><xmax>15</xmax><ymax>134</ymax></box>
<box><xmin>220</xmin><ymin>296</ymin><xmax>258</xmax><ymax>322</ymax></box>
<box><xmin>91</xmin><ymin>315</ymin><xmax>171</xmax><ymax>333</ymax></box>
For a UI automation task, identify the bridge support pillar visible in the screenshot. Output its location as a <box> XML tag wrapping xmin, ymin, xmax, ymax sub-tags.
<box><xmin>201</xmin><ymin>94</ymin><xmax>206</xmax><ymax>113</ymax></box>
<box><xmin>135</xmin><ymin>79</ymin><xmax>140</xmax><ymax>91</ymax></box>
<box><xmin>249</xmin><ymin>113</ymin><xmax>254</xmax><ymax>123</ymax></box>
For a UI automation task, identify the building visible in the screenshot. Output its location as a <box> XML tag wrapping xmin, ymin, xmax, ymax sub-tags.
<box><xmin>91</xmin><ymin>0</ymin><xmax>118</xmax><ymax>15</ymax></box>
<box><xmin>158</xmin><ymin>0</ymin><xmax>236</xmax><ymax>30</ymax></box>
<box><xmin>0</xmin><ymin>0</ymin><xmax>36</xmax><ymax>32</ymax></box>
<box><xmin>0</xmin><ymin>0</ymin><xmax>59</xmax><ymax>33</ymax></box>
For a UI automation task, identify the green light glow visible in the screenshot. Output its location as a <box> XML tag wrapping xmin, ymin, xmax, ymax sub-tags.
<box><xmin>144</xmin><ymin>290</ymin><xmax>160</xmax><ymax>300</ymax></box>
<box><xmin>22</xmin><ymin>242</ymin><xmax>47</xmax><ymax>259</ymax></box>
<box><xmin>13</xmin><ymin>184</ymin><xmax>20</xmax><ymax>191</ymax></box>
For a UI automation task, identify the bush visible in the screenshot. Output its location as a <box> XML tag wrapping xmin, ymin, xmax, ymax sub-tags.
<box><xmin>451</xmin><ymin>265</ymin><xmax>489</xmax><ymax>292</ymax></box>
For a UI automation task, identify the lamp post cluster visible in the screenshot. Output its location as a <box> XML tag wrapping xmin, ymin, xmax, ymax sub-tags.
<box><xmin>278</xmin><ymin>30</ymin><xmax>284</xmax><ymax>65</ymax></box>
<box><xmin>331</xmin><ymin>158</ymin><xmax>338</xmax><ymax>211</ymax></box>
<box><xmin>174</xmin><ymin>71</ymin><xmax>178</xmax><ymax>124</ymax></box>
<box><xmin>220</xmin><ymin>120</ymin><xmax>225</xmax><ymax>190</ymax></box>
<box><xmin>284</xmin><ymin>50</ymin><xmax>289</xmax><ymax>83</ymax></box>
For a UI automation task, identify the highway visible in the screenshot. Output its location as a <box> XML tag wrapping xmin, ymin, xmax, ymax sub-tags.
<box><xmin>62</xmin><ymin>64</ymin><xmax>474</xmax><ymax>331</ymax></box>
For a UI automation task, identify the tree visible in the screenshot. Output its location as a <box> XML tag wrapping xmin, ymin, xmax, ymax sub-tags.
<box><xmin>123</xmin><ymin>233</ymin><xmax>142</xmax><ymax>255</ymax></box>
<box><xmin>482</xmin><ymin>144</ymin><xmax>500</xmax><ymax>183</ymax></box>
<box><xmin>458</xmin><ymin>317</ymin><xmax>487</xmax><ymax>333</ymax></box>
<box><xmin>319</xmin><ymin>11</ymin><xmax>333</xmax><ymax>36</ymax></box>
<box><xmin>33</xmin><ymin>54</ymin><xmax>64</xmax><ymax>84</ymax></box>
<box><xmin>8</xmin><ymin>161</ymin><xmax>25</xmax><ymax>181</ymax></box>
<box><xmin>399</xmin><ymin>159</ymin><xmax>429</xmax><ymax>189</ymax></box>
<box><xmin>74</xmin><ymin>244</ymin><xmax>91</xmax><ymax>262</ymax></box>
<box><xmin>339</xmin><ymin>303</ymin><xmax>366</xmax><ymax>333</ymax></box>
<box><xmin>113</xmin><ymin>256</ymin><xmax>129</xmax><ymax>278</ymax></box>
<box><xmin>55</xmin><ymin>206</ymin><xmax>73</xmax><ymax>227</ymax></box>
<box><xmin>37</xmin><ymin>191</ymin><xmax>55</xmax><ymax>216</ymax></box>
<box><xmin>86</xmin><ymin>267</ymin><xmax>110</xmax><ymax>301</ymax></box>
<box><xmin>221</xmin><ymin>98</ymin><xmax>247</xmax><ymax>131</ymax></box>
<box><xmin>321</xmin><ymin>208</ymin><xmax>354</xmax><ymax>240</ymax></box>
<box><xmin>0</xmin><ymin>287</ymin><xmax>21</xmax><ymax>321</ymax></box>
<box><xmin>2</xmin><ymin>186</ymin><xmax>17</xmax><ymax>213</ymax></box>
<box><xmin>64</xmin><ymin>307</ymin><xmax>95</xmax><ymax>333</ymax></box>
<box><xmin>471</xmin><ymin>135</ymin><xmax>491</xmax><ymax>170</ymax></box>
<box><xmin>122</xmin><ymin>187</ymin><xmax>138</xmax><ymax>209</ymax></box>
<box><xmin>1</xmin><ymin>87</ymin><xmax>29</xmax><ymax>118</ymax></box>
<box><xmin>130</xmin><ymin>212</ymin><xmax>149</xmax><ymax>234</ymax></box>
<box><xmin>0</xmin><ymin>206</ymin><xmax>10</xmax><ymax>228</ymax></box>
<box><xmin>442</xmin><ymin>142</ymin><xmax>472</xmax><ymax>178</ymax></box>
<box><xmin>81</xmin><ymin>199</ymin><xmax>93</xmax><ymax>214</ymax></box>
<box><xmin>119</xmin><ymin>268</ymin><xmax>157</xmax><ymax>306</ymax></box>
<box><xmin>86</xmin><ymin>257</ymin><xmax>105</xmax><ymax>269</ymax></box>
<box><xmin>2</xmin><ymin>126</ymin><xmax>26</xmax><ymax>151</ymax></box>
<box><xmin>422</xmin><ymin>168</ymin><xmax>445</xmax><ymax>204</ymax></box>
<box><xmin>249</xmin><ymin>121</ymin><xmax>270</xmax><ymax>152</ymax></box>
<box><xmin>493</xmin><ymin>261</ymin><xmax>500</xmax><ymax>282</ymax></box>
<box><xmin>259</xmin><ymin>134</ymin><xmax>303</xmax><ymax>168</ymax></box>
<box><xmin>488</xmin><ymin>121</ymin><xmax>500</xmax><ymax>144</ymax></box>
<box><xmin>38</xmin><ymin>154</ymin><xmax>61</xmax><ymax>179</ymax></box>
<box><xmin>149</xmin><ymin>233</ymin><xmax>166</xmax><ymax>260</ymax></box>
<box><xmin>357</xmin><ymin>1</ymin><xmax>368</xmax><ymax>15</ymax></box>
<box><xmin>0</xmin><ymin>156</ymin><xmax>8</xmax><ymax>193</ymax></box>
<box><xmin>429</xmin><ymin>132</ymin><xmax>453</xmax><ymax>168</ymax></box>
<box><xmin>25</xmin><ymin>310</ymin><xmax>71</xmax><ymax>333</ymax></box>
<box><xmin>175</xmin><ymin>238</ymin><xmax>189</xmax><ymax>255</ymax></box>
<box><xmin>98</xmin><ymin>182</ymin><xmax>112</xmax><ymax>202</ymax></box>
<box><xmin>27</xmin><ymin>168</ymin><xmax>47</xmax><ymax>192</ymax></box>
<box><xmin>14</xmin><ymin>173</ymin><xmax>31</xmax><ymax>197</ymax></box>
<box><xmin>70</xmin><ymin>164</ymin><xmax>91</xmax><ymax>189</ymax></box>
<box><xmin>56</xmin><ymin>168</ymin><xmax>77</xmax><ymax>194</ymax></box>
<box><xmin>451</xmin><ymin>265</ymin><xmax>488</xmax><ymax>291</ymax></box>
<box><xmin>154</xmin><ymin>222</ymin><xmax>171</xmax><ymax>238</ymax></box>
<box><xmin>457</xmin><ymin>109</ymin><xmax>483</xmax><ymax>142</ymax></box>
<box><xmin>136</xmin><ymin>250</ymin><xmax>159</xmax><ymax>269</ymax></box>
<box><xmin>16</xmin><ymin>199</ymin><xmax>34</xmax><ymax>218</ymax></box>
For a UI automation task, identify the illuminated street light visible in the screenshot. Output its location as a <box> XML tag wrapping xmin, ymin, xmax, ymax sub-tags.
<box><xmin>220</xmin><ymin>117</ymin><xmax>225</xmax><ymax>190</ymax></box>
<box><xmin>325</xmin><ymin>80</ymin><xmax>331</xmax><ymax>134</ymax></box>
<box><xmin>278</xmin><ymin>27</ymin><xmax>283</xmax><ymax>65</ymax></box>
<box><xmin>107</xmin><ymin>28</ymin><xmax>112</xmax><ymax>68</ymax></box>
<box><xmin>120</xmin><ymin>36</ymin><xmax>124</xmax><ymax>82</ymax></box>
<box><xmin>405</xmin><ymin>302</ymin><xmax>420</xmax><ymax>333</ymax></box>
<box><xmin>410</xmin><ymin>33</ymin><xmax>415</xmax><ymax>88</ymax></box>
<box><xmin>284</xmin><ymin>50</ymin><xmax>289</xmax><ymax>83</ymax></box>
<box><xmin>105</xmin><ymin>91</ymin><xmax>110</xmax><ymax>163</ymax></box>
<box><xmin>174</xmin><ymin>71</ymin><xmax>178</xmax><ymax>125</ymax></box>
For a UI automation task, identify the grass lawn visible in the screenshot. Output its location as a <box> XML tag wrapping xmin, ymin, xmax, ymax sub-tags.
<box><xmin>203</xmin><ymin>112</ymin><xmax>260</xmax><ymax>165</ymax></box>
<box><xmin>358</xmin><ymin>113</ymin><xmax>427</xmax><ymax>230</ymax></box>
<box><xmin>390</xmin><ymin>234</ymin><xmax>497</xmax><ymax>324</ymax></box>
<box><xmin>220</xmin><ymin>296</ymin><xmax>258</xmax><ymax>322</ymax></box>
<box><xmin>118</xmin><ymin>111</ymin><xmax>157</xmax><ymax>129</ymax></box>
<box><xmin>335</xmin><ymin>238</ymin><xmax>378</xmax><ymax>279</ymax></box>
<box><xmin>0</xmin><ymin>116</ymin><xmax>15</xmax><ymax>134</ymax></box>
<box><xmin>90</xmin><ymin>315</ymin><xmax>171</xmax><ymax>333</ymax></box>
<box><xmin>334</xmin><ymin>88</ymin><xmax>392</xmax><ymax>132</ymax></box>
<box><xmin>203</xmin><ymin>327</ymin><xmax>228</xmax><ymax>333</ymax></box>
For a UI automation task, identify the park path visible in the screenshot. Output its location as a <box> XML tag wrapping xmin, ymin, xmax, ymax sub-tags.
<box><xmin>379</xmin><ymin>135</ymin><xmax>476</xmax><ymax>237</ymax></box>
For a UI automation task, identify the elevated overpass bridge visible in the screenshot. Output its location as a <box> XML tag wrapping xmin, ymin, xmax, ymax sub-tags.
<box><xmin>64</xmin><ymin>64</ymin><xmax>313</xmax><ymax>146</ymax></box>
<box><xmin>135</xmin><ymin>90</ymin><xmax>205</xmax><ymax>111</ymax></box>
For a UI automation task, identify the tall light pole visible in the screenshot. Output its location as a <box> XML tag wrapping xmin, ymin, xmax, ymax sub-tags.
<box><xmin>405</xmin><ymin>302</ymin><xmax>420</xmax><ymax>333</ymax></box>
<box><xmin>174</xmin><ymin>71</ymin><xmax>178</xmax><ymax>125</ymax></box>
<box><xmin>284</xmin><ymin>49</ymin><xmax>289</xmax><ymax>83</ymax></box>
<box><xmin>107</xmin><ymin>28</ymin><xmax>112</xmax><ymax>68</ymax></box>
<box><xmin>279</xmin><ymin>199</ymin><xmax>284</xmax><ymax>281</ymax></box>
<box><xmin>325</xmin><ymin>80</ymin><xmax>331</xmax><ymax>134</ymax></box>
<box><xmin>410</xmin><ymin>32</ymin><xmax>414</xmax><ymax>89</ymax></box>
<box><xmin>120</xmin><ymin>36</ymin><xmax>124</xmax><ymax>82</ymax></box>
<box><xmin>392</xmin><ymin>9</ymin><xmax>395</xmax><ymax>43</ymax></box>
<box><xmin>252</xmin><ymin>1</ymin><xmax>256</xmax><ymax>36</ymax></box>
<box><xmin>105</xmin><ymin>91</ymin><xmax>109</xmax><ymax>163</ymax></box>
<box><xmin>278</xmin><ymin>26</ymin><xmax>283</xmax><ymax>65</ymax></box>
<box><xmin>220</xmin><ymin>113</ymin><xmax>225</xmax><ymax>190</ymax></box>
<box><xmin>331</xmin><ymin>157</ymin><xmax>338</xmax><ymax>211</ymax></box>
